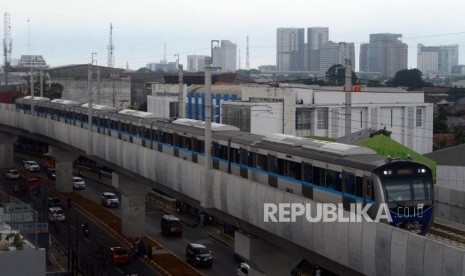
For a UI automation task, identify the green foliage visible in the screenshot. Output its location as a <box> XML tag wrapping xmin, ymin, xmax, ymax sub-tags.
<box><xmin>310</xmin><ymin>136</ymin><xmax>336</xmax><ymax>142</ymax></box>
<box><xmin>136</xmin><ymin>67</ymin><xmax>152</xmax><ymax>73</ymax></box>
<box><xmin>453</xmin><ymin>127</ymin><xmax>465</xmax><ymax>144</ymax></box>
<box><xmin>325</xmin><ymin>64</ymin><xmax>358</xmax><ymax>86</ymax></box>
<box><xmin>389</xmin><ymin>69</ymin><xmax>426</xmax><ymax>89</ymax></box>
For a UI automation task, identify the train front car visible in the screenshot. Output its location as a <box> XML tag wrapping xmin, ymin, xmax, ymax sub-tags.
<box><xmin>374</xmin><ymin>160</ymin><xmax>434</xmax><ymax>234</ymax></box>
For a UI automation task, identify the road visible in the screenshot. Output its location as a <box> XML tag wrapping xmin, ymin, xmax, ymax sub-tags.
<box><xmin>11</xmin><ymin>155</ymin><xmax>239</xmax><ymax>275</ymax></box>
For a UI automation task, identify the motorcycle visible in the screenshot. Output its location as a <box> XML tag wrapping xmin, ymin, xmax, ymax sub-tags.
<box><xmin>82</xmin><ymin>223</ymin><xmax>89</xmax><ymax>237</ymax></box>
<box><xmin>131</xmin><ymin>237</ymin><xmax>147</xmax><ymax>256</ymax></box>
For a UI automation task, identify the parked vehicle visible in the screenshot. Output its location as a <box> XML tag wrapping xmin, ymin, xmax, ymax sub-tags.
<box><xmin>109</xmin><ymin>247</ymin><xmax>130</xmax><ymax>265</ymax></box>
<box><xmin>185</xmin><ymin>243</ymin><xmax>213</xmax><ymax>267</ymax></box>
<box><xmin>5</xmin><ymin>169</ymin><xmax>20</xmax><ymax>180</ymax></box>
<box><xmin>101</xmin><ymin>192</ymin><xmax>119</xmax><ymax>207</ymax></box>
<box><xmin>161</xmin><ymin>215</ymin><xmax>183</xmax><ymax>236</ymax></box>
<box><xmin>47</xmin><ymin>197</ymin><xmax>63</xmax><ymax>208</ymax></box>
<box><xmin>73</xmin><ymin>177</ymin><xmax>86</xmax><ymax>190</ymax></box>
<box><xmin>47</xmin><ymin>168</ymin><xmax>56</xmax><ymax>180</ymax></box>
<box><xmin>23</xmin><ymin>160</ymin><xmax>40</xmax><ymax>172</ymax></box>
<box><xmin>48</xmin><ymin>207</ymin><xmax>66</xmax><ymax>222</ymax></box>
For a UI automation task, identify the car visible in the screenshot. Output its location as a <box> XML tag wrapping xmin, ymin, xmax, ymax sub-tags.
<box><xmin>5</xmin><ymin>169</ymin><xmax>20</xmax><ymax>180</ymax></box>
<box><xmin>72</xmin><ymin>177</ymin><xmax>86</xmax><ymax>190</ymax></box>
<box><xmin>47</xmin><ymin>168</ymin><xmax>56</xmax><ymax>180</ymax></box>
<box><xmin>23</xmin><ymin>160</ymin><xmax>40</xmax><ymax>172</ymax></box>
<box><xmin>185</xmin><ymin>243</ymin><xmax>213</xmax><ymax>267</ymax></box>
<box><xmin>237</xmin><ymin>263</ymin><xmax>250</xmax><ymax>276</ymax></box>
<box><xmin>161</xmin><ymin>215</ymin><xmax>183</xmax><ymax>236</ymax></box>
<box><xmin>47</xmin><ymin>197</ymin><xmax>63</xmax><ymax>208</ymax></box>
<box><xmin>109</xmin><ymin>246</ymin><xmax>130</xmax><ymax>265</ymax></box>
<box><xmin>101</xmin><ymin>192</ymin><xmax>119</xmax><ymax>207</ymax></box>
<box><xmin>48</xmin><ymin>207</ymin><xmax>65</xmax><ymax>222</ymax></box>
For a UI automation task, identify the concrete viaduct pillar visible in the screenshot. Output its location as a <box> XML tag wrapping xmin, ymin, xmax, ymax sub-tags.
<box><xmin>0</xmin><ymin>132</ymin><xmax>17</xmax><ymax>167</ymax></box>
<box><xmin>235</xmin><ymin>231</ymin><xmax>302</xmax><ymax>276</ymax></box>
<box><xmin>112</xmin><ymin>172</ymin><xmax>151</xmax><ymax>238</ymax></box>
<box><xmin>48</xmin><ymin>146</ymin><xmax>79</xmax><ymax>193</ymax></box>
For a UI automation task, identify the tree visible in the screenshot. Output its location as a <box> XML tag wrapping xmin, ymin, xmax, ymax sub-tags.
<box><xmin>325</xmin><ymin>64</ymin><xmax>358</xmax><ymax>86</ymax></box>
<box><xmin>136</xmin><ymin>67</ymin><xmax>152</xmax><ymax>73</ymax></box>
<box><xmin>389</xmin><ymin>69</ymin><xmax>425</xmax><ymax>89</ymax></box>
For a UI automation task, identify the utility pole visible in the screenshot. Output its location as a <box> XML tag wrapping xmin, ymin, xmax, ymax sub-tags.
<box><xmin>344</xmin><ymin>58</ymin><xmax>352</xmax><ymax>144</ymax></box>
<box><xmin>88</xmin><ymin>53</ymin><xmax>96</xmax><ymax>154</ymax></box>
<box><xmin>203</xmin><ymin>56</ymin><xmax>212</xmax><ymax>207</ymax></box>
<box><xmin>178</xmin><ymin>64</ymin><xmax>184</xmax><ymax>118</ymax></box>
<box><xmin>39</xmin><ymin>68</ymin><xmax>43</xmax><ymax>97</ymax></box>
<box><xmin>96</xmin><ymin>69</ymin><xmax>100</xmax><ymax>104</ymax></box>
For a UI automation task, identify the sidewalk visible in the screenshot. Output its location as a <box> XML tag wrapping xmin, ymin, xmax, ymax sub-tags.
<box><xmin>155</xmin><ymin>203</ymin><xmax>235</xmax><ymax>249</ymax></box>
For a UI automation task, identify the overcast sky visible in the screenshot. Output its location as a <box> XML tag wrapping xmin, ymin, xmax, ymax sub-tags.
<box><xmin>5</xmin><ymin>0</ymin><xmax>465</xmax><ymax>71</ymax></box>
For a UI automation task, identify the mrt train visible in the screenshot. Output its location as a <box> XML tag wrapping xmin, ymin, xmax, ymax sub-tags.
<box><xmin>15</xmin><ymin>96</ymin><xmax>434</xmax><ymax>234</ymax></box>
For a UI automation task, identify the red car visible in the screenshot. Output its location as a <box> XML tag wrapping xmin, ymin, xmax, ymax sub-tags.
<box><xmin>109</xmin><ymin>247</ymin><xmax>130</xmax><ymax>265</ymax></box>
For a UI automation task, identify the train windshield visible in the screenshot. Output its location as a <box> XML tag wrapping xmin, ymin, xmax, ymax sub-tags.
<box><xmin>376</xmin><ymin>162</ymin><xmax>433</xmax><ymax>203</ymax></box>
<box><xmin>384</xmin><ymin>177</ymin><xmax>432</xmax><ymax>202</ymax></box>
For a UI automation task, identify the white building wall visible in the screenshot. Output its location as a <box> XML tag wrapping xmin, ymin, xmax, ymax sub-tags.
<box><xmin>250</xmin><ymin>103</ymin><xmax>283</xmax><ymax>136</ymax></box>
<box><xmin>147</xmin><ymin>95</ymin><xmax>176</xmax><ymax>118</ymax></box>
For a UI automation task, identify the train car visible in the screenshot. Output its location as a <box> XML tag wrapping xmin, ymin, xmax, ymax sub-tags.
<box><xmin>13</xmin><ymin>96</ymin><xmax>434</xmax><ymax>234</ymax></box>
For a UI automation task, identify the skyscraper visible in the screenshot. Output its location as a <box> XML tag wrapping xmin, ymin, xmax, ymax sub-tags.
<box><xmin>276</xmin><ymin>28</ymin><xmax>305</xmax><ymax>72</ymax></box>
<box><xmin>187</xmin><ymin>55</ymin><xmax>208</xmax><ymax>72</ymax></box>
<box><xmin>319</xmin><ymin>42</ymin><xmax>355</xmax><ymax>74</ymax></box>
<box><xmin>212</xmin><ymin>40</ymin><xmax>237</xmax><ymax>73</ymax></box>
<box><xmin>307</xmin><ymin>27</ymin><xmax>329</xmax><ymax>71</ymax></box>
<box><xmin>417</xmin><ymin>44</ymin><xmax>459</xmax><ymax>76</ymax></box>
<box><xmin>364</xmin><ymin>33</ymin><xmax>407</xmax><ymax>77</ymax></box>
<box><xmin>359</xmin><ymin>43</ymin><xmax>370</xmax><ymax>72</ymax></box>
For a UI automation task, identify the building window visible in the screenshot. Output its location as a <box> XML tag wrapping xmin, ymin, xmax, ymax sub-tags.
<box><xmin>416</xmin><ymin>108</ymin><xmax>422</xmax><ymax>127</ymax></box>
<box><xmin>317</xmin><ymin>108</ymin><xmax>328</xmax><ymax>130</ymax></box>
<box><xmin>222</xmin><ymin>106</ymin><xmax>251</xmax><ymax>133</ymax></box>
<box><xmin>296</xmin><ymin>109</ymin><xmax>312</xmax><ymax>131</ymax></box>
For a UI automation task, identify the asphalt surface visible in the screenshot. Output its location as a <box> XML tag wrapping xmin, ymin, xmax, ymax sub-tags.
<box><xmin>9</xmin><ymin>155</ymin><xmax>240</xmax><ymax>276</ymax></box>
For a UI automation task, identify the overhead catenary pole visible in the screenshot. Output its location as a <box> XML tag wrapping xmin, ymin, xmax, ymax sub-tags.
<box><xmin>28</xmin><ymin>19</ymin><xmax>34</xmax><ymax>116</ymax></box>
<box><xmin>344</xmin><ymin>58</ymin><xmax>352</xmax><ymax>144</ymax></box>
<box><xmin>178</xmin><ymin>64</ymin><xmax>183</xmax><ymax>118</ymax></box>
<box><xmin>40</xmin><ymin>68</ymin><xmax>43</xmax><ymax>97</ymax></box>
<box><xmin>96</xmin><ymin>68</ymin><xmax>101</xmax><ymax>104</ymax></box>
<box><xmin>203</xmin><ymin>56</ymin><xmax>212</xmax><ymax>207</ymax></box>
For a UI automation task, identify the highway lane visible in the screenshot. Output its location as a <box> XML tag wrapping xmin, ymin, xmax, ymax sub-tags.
<box><xmin>11</xmin><ymin>155</ymin><xmax>239</xmax><ymax>276</ymax></box>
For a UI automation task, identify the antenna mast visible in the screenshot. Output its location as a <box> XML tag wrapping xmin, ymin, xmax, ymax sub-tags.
<box><xmin>3</xmin><ymin>11</ymin><xmax>12</xmax><ymax>85</ymax></box>
<box><xmin>107</xmin><ymin>23</ymin><xmax>114</xmax><ymax>68</ymax></box>
<box><xmin>246</xmin><ymin>34</ymin><xmax>250</xmax><ymax>70</ymax></box>
<box><xmin>163</xmin><ymin>42</ymin><xmax>167</xmax><ymax>64</ymax></box>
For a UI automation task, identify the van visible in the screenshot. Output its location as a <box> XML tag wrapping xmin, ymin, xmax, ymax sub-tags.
<box><xmin>161</xmin><ymin>215</ymin><xmax>183</xmax><ymax>236</ymax></box>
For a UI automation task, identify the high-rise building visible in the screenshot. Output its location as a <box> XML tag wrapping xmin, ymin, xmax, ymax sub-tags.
<box><xmin>417</xmin><ymin>44</ymin><xmax>459</xmax><ymax>76</ymax></box>
<box><xmin>363</xmin><ymin>33</ymin><xmax>407</xmax><ymax>77</ymax></box>
<box><xmin>439</xmin><ymin>44</ymin><xmax>459</xmax><ymax>74</ymax></box>
<box><xmin>16</xmin><ymin>55</ymin><xmax>49</xmax><ymax>69</ymax></box>
<box><xmin>319</xmin><ymin>42</ymin><xmax>355</xmax><ymax>74</ymax></box>
<box><xmin>359</xmin><ymin>43</ymin><xmax>370</xmax><ymax>72</ymax></box>
<box><xmin>187</xmin><ymin>55</ymin><xmax>208</xmax><ymax>72</ymax></box>
<box><xmin>212</xmin><ymin>40</ymin><xmax>237</xmax><ymax>73</ymax></box>
<box><xmin>276</xmin><ymin>28</ymin><xmax>305</xmax><ymax>72</ymax></box>
<box><xmin>307</xmin><ymin>27</ymin><xmax>329</xmax><ymax>71</ymax></box>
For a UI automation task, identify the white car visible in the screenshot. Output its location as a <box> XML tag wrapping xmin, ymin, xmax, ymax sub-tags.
<box><xmin>101</xmin><ymin>192</ymin><xmax>120</xmax><ymax>207</ymax></box>
<box><xmin>48</xmin><ymin>207</ymin><xmax>66</xmax><ymax>222</ymax></box>
<box><xmin>5</xmin><ymin>169</ymin><xmax>20</xmax><ymax>180</ymax></box>
<box><xmin>24</xmin><ymin>160</ymin><xmax>40</xmax><ymax>172</ymax></box>
<box><xmin>73</xmin><ymin>177</ymin><xmax>86</xmax><ymax>190</ymax></box>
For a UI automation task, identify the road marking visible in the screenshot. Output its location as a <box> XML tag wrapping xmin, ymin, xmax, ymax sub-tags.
<box><xmin>115</xmin><ymin>267</ymin><xmax>124</xmax><ymax>275</ymax></box>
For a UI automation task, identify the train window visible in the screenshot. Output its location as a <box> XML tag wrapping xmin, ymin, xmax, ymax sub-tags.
<box><xmin>212</xmin><ymin>143</ymin><xmax>219</xmax><ymax>158</ymax></box>
<box><xmin>313</xmin><ymin>167</ymin><xmax>322</xmax><ymax>186</ymax></box>
<box><xmin>325</xmin><ymin>170</ymin><xmax>335</xmax><ymax>190</ymax></box>
<box><xmin>151</xmin><ymin>129</ymin><xmax>158</xmax><ymax>141</ymax></box>
<box><xmin>256</xmin><ymin>154</ymin><xmax>268</xmax><ymax>171</ymax></box>
<box><xmin>303</xmin><ymin>163</ymin><xmax>313</xmax><ymax>183</ymax></box>
<box><xmin>277</xmin><ymin>159</ymin><xmax>287</xmax><ymax>176</ymax></box>
<box><xmin>288</xmin><ymin>161</ymin><xmax>301</xmax><ymax>180</ymax></box>
<box><xmin>219</xmin><ymin>145</ymin><xmax>228</xmax><ymax>160</ymax></box>
<box><xmin>230</xmin><ymin>148</ymin><xmax>240</xmax><ymax>163</ymax></box>
<box><xmin>165</xmin><ymin>133</ymin><xmax>173</xmax><ymax>145</ymax></box>
<box><xmin>174</xmin><ymin>134</ymin><xmax>181</xmax><ymax>147</ymax></box>
<box><xmin>366</xmin><ymin>181</ymin><xmax>374</xmax><ymax>200</ymax></box>
<box><xmin>240</xmin><ymin>149</ymin><xmax>248</xmax><ymax>165</ymax></box>
<box><xmin>343</xmin><ymin>172</ymin><xmax>355</xmax><ymax>195</ymax></box>
<box><xmin>184</xmin><ymin>137</ymin><xmax>192</xmax><ymax>150</ymax></box>
<box><xmin>248</xmin><ymin>152</ymin><xmax>255</xmax><ymax>167</ymax></box>
<box><xmin>412</xmin><ymin>178</ymin><xmax>428</xmax><ymax>200</ymax></box>
<box><xmin>197</xmin><ymin>140</ymin><xmax>204</xmax><ymax>154</ymax></box>
<box><xmin>158</xmin><ymin>130</ymin><xmax>165</xmax><ymax>143</ymax></box>
<box><xmin>355</xmin><ymin>177</ymin><xmax>363</xmax><ymax>197</ymax></box>
<box><xmin>268</xmin><ymin>155</ymin><xmax>277</xmax><ymax>173</ymax></box>
<box><xmin>335</xmin><ymin>172</ymin><xmax>342</xmax><ymax>192</ymax></box>
<box><xmin>286</xmin><ymin>188</ymin><xmax>293</xmax><ymax>194</ymax></box>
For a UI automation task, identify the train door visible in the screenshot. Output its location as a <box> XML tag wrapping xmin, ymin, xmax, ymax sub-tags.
<box><xmin>268</xmin><ymin>154</ymin><xmax>277</xmax><ymax>188</ymax></box>
<box><xmin>363</xmin><ymin>176</ymin><xmax>375</xmax><ymax>218</ymax></box>
<box><xmin>302</xmin><ymin>162</ymin><xmax>313</xmax><ymax>199</ymax></box>
<box><xmin>239</xmin><ymin>148</ymin><xmax>248</xmax><ymax>179</ymax></box>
